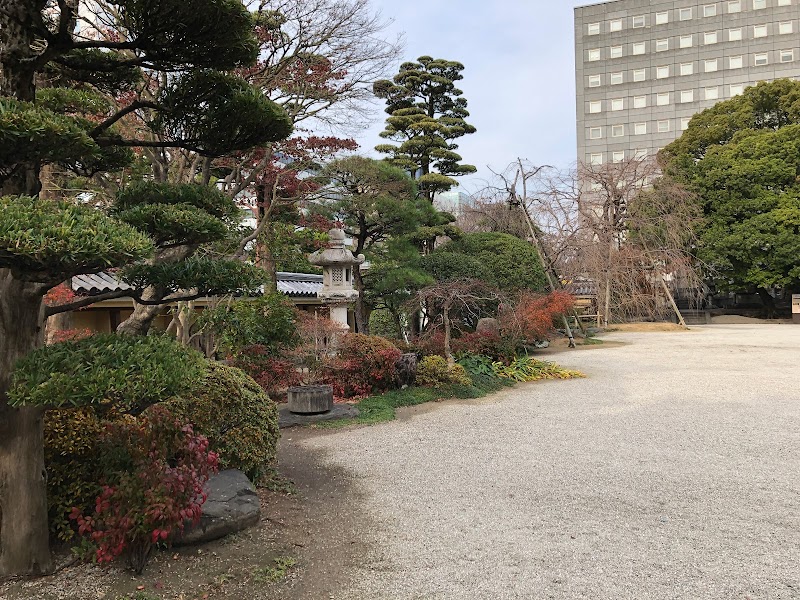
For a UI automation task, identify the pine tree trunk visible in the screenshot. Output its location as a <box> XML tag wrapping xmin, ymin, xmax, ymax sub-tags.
<box><xmin>116</xmin><ymin>289</ymin><xmax>164</xmax><ymax>336</ymax></box>
<box><xmin>0</xmin><ymin>272</ymin><xmax>52</xmax><ymax>576</ymax></box>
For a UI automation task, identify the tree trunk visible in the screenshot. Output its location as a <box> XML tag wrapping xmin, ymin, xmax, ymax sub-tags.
<box><xmin>116</xmin><ymin>288</ymin><xmax>165</xmax><ymax>335</ymax></box>
<box><xmin>756</xmin><ymin>288</ymin><xmax>776</xmax><ymax>318</ymax></box>
<box><xmin>353</xmin><ymin>266</ymin><xmax>368</xmax><ymax>334</ymax></box>
<box><xmin>0</xmin><ymin>272</ymin><xmax>52</xmax><ymax>576</ymax></box>
<box><xmin>442</xmin><ymin>300</ymin><xmax>454</xmax><ymax>366</ymax></box>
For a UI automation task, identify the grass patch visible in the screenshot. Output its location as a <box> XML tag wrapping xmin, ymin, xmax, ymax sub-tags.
<box><xmin>581</xmin><ymin>336</ymin><xmax>603</xmax><ymax>345</ymax></box>
<box><xmin>316</xmin><ymin>375</ymin><xmax>512</xmax><ymax>429</ymax></box>
<box><xmin>253</xmin><ymin>556</ymin><xmax>297</xmax><ymax>584</ymax></box>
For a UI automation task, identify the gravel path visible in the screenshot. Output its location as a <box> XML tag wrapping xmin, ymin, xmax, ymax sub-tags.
<box><xmin>303</xmin><ymin>325</ymin><xmax>800</xmax><ymax>599</ymax></box>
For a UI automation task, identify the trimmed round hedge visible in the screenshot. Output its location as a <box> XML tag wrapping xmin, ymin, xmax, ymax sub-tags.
<box><xmin>163</xmin><ymin>362</ymin><xmax>280</xmax><ymax>484</ymax></box>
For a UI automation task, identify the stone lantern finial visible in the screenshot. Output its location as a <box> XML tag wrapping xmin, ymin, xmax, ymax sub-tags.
<box><xmin>308</xmin><ymin>228</ymin><xmax>364</xmax><ymax>327</ymax></box>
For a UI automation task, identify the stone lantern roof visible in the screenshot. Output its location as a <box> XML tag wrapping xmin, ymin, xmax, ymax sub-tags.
<box><xmin>308</xmin><ymin>229</ymin><xmax>365</xmax><ymax>268</ymax></box>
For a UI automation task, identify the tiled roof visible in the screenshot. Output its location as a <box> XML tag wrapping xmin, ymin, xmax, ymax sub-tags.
<box><xmin>564</xmin><ymin>279</ymin><xmax>598</xmax><ymax>297</ymax></box>
<box><xmin>72</xmin><ymin>272</ymin><xmax>133</xmax><ymax>294</ymax></box>
<box><xmin>275</xmin><ymin>272</ymin><xmax>322</xmax><ymax>297</ymax></box>
<box><xmin>71</xmin><ymin>271</ymin><xmax>323</xmax><ymax>299</ymax></box>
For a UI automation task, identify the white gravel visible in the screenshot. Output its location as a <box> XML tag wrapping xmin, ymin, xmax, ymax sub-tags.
<box><xmin>303</xmin><ymin>325</ymin><xmax>800</xmax><ymax>599</ymax></box>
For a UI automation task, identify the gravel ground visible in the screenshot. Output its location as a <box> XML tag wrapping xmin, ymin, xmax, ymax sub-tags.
<box><xmin>302</xmin><ymin>325</ymin><xmax>800</xmax><ymax>600</ymax></box>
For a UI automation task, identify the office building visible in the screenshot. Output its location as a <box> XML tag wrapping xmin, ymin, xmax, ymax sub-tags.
<box><xmin>575</xmin><ymin>0</ymin><xmax>800</xmax><ymax>165</ymax></box>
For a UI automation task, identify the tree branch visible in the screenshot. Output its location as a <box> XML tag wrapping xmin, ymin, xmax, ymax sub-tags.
<box><xmin>90</xmin><ymin>100</ymin><xmax>159</xmax><ymax>136</ymax></box>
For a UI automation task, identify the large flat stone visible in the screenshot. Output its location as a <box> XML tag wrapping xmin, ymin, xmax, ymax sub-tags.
<box><xmin>176</xmin><ymin>469</ymin><xmax>260</xmax><ymax>545</ymax></box>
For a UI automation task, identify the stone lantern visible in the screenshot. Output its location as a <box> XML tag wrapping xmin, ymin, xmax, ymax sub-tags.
<box><xmin>308</xmin><ymin>229</ymin><xmax>364</xmax><ymax>327</ymax></box>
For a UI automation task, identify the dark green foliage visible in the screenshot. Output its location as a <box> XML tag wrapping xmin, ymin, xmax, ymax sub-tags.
<box><xmin>421</xmin><ymin>251</ymin><xmax>490</xmax><ymax>283</ymax></box>
<box><xmin>0</xmin><ymin>196</ymin><xmax>153</xmax><ymax>282</ymax></box>
<box><xmin>115</xmin><ymin>181</ymin><xmax>238</xmax><ymax>220</ymax></box>
<box><xmin>113</xmin><ymin>0</ymin><xmax>259</xmax><ymax>70</ymax></box>
<box><xmin>115</xmin><ymin>203</ymin><xmax>230</xmax><ymax>247</ymax></box>
<box><xmin>199</xmin><ymin>293</ymin><xmax>300</xmax><ymax>356</ymax></box>
<box><xmin>155</xmin><ymin>71</ymin><xmax>293</xmax><ymax>156</ymax></box>
<box><xmin>35</xmin><ymin>88</ymin><xmax>113</xmax><ymax>116</ymax></box>
<box><xmin>434</xmin><ymin>232</ymin><xmax>548</xmax><ymax>292</ymax></box>
<box><xmin>163</xmin><ymin>363</ymin><xmax>280</xmax><ymax>483</ymax></box>
<box><xmin>0</xmin><ymin>98</ymin><xmax>99</xmax><ymax>171</ymax></box>
<box><xmin>47</xmin><ymin>49</ymin><xmax>144</xmax><ymax>93</ymax></box>
<box><xmin>374</xmin><ymin>56</ymin><xmax>476</xmax><ymax>200</ymax></box>
<box><xmin>9</xmin><ymin>334</ymin><xmax>206</xmax><ymax>414</ymax></box>
<box><xmin>663</xmin><ymin>80</ymin><xmax>800</xmax><ymax>292</ymax></box>
<box><xmin>121</xmin><ymin>256</ymin><xmax>266</xmax><ymax>297</ymax></box>
<box><xmin>368</xmin><ymin>309</ymin><xmax>400</xmax><ymax>338</ymax></box>
<box><xmin>321</xmin><ymin>157</ymin><xmax>432</xmax><ymax>252</ymax></box>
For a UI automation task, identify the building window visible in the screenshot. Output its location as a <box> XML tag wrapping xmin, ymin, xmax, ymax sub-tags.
<box><xmin>657</xmin><ymin>120</ymin><xmax>670</xmax><ymax>133</ymax></box>
<box><xmin>704</xmin><ymin>31</ymin><xmax>718</xmax><ymax>44</ymax></box>
<box><xmin>656</xmin><ymin>38</ymin><xmax>669</xmax><ymax>52</ymax></box>
<box><xmin>588</xmin><ymin>49</ymin><xmax>601</xmax><ymax>61</ymax></box>
<box><xmin>588</xmin><ymin>75</ymin><xmax>602</xmax><ymax>87</ymax></box>
<box><xmin>681</xmin><ymin>89</ymin><xmax>694</xmax><ymax>103</ymax></box>
<box><xmin>657</xmin><ymin>92</ymin><xmax>670</xmax><ymax>106</ymax></box>
<box><xmin>632</xmin><ymin>42</ymin><xmax>646</xmax><ymax>55</ymax></box>
<box><xmin>610</xmin><ymin>72</ymin><xmax>623</xmax><ymax>85</ymax></box>
<box><xmin>657</xmin><ymin>65</ymin><xmax>670</xmax><ymax>78</ymax></box>
<box><xmin>730</xmin><ymin>83</ymin><xmax>745</xmax><ymax>96</ymax></box>
<box><xmin>632</xmin><ymin>15</ymin><xmax>645</xmax><ymax>28</ymax></box>
<box><xmin>611</xmin><ymin>124</ymin><xmax>624</xmax><ymax>137</ymax></box>
<box><xmin>781</xmin><ymin>49</ymin><xmax>795</xmax><ymax>62</ymax></box>
<box><xmin>633</xmin><ymin>149</ymin><xmax>648</xmax><ymax>160</ymax></box>
<box><xmin>655</xmin><ymin>11</ymin><xmax>669</xmax><ymax>24</ymax></box>
<box><xmin>590</xmin><ymin>153</ymin><xmax>603</xmax><ymax>165</ymax></box>
<box><xmin>612</xmin><ymin>151</ymin><xmax>625</xmax><ymax>163</ymax></box>
<box><xmin>679</xmin><ymin>7</ymin><xmax>693</xmax><ymax>20</ymax></box>
<box><xmin>753</xmin><ymin>0</ymin><xmax>766</xmax><ymax>8</ymax></box>
<box><xmin>704</xmin><ymin>3</ymin><xmax>718</xmax><ymax>16</ymax></box>
<box><xmin>610</xmin><ymin>45</ymin><xmax>623</xmax><ymax>58</ymax></box>
<box><xmin>729</xmin><ymin>27</ymin><xmax>743</xmax><ymax>41</ymax></box>
<box><xmin>680</xmin><ymin>117</ymin><xmax>691</xmax><ymax>130</ymax></box>
<box><xmin>634</xmin><ymin>122</ymin><xmax>647</xmax><ymax>135</ymax></box>
<box><xmin>728</xmin><ymin>0</ymin><xmax>742</xmax><ymax>11</ymax></box>
<box><xmin>589</xmin><ymin>100</ymin><xmax>602</xmax><ymax>113</ymax></box>
<box><xmin>680</xmin><ymin>62</ymin><xmax>694</xmax><ymax>76</ymax></box>
<box><xmin>729</xmin><ymin>55</ymin><xmax>743</xmax><ymax>69</ymax></box>
<box><xmin>705</xmin><ymin>58</ymin><xmax>719</xmax><ymax>72</ymax></box>
<box><xmin>633</xmin><ymin>69</ymin><xmax>646</xmax><ymax>82</ymax></box>
<box><xmin>633</xmin><ymin>95</ymin><xmax>647</xmax><ymax>108</ymax></box>
<box><xmin>705</xmin><ymin>86</ymin><xmax>720</xmax><ymax>100</ymax></box>
<box><xmin>754</xmin><ymin>52</ymin><xmax>769</xmax><ymax>66</ymax></box>
<box><xmin>610</xmin><ymin>19</ymin><xmax>622</xmax><ymax>32</ymax></box>
<box><xmin>588</xmin><ymin>22</ymin><xmax>601</xmax><ymax>35</ymax></box>
<box><xmin>589</xmin><ymin>127</ymin><xmax>602</xmax><ymax>139</ymax></box>
<box><xmin>611</xmin><ymin>98</ymin><xmax>624</xmax><ymax>111</ymax></box>
<box><xmin>779</xmin><ymin>21</ymin><xmax>793</xmax><ymax>34</ymax></box>
<box><xmin>680</xmin><ymin>34</ymin><xmax>693</xmax><ymax>48</ymax></box>
<box><xmin>753</xmin><ymin>24</ymin><xmax>768</xmax><ymax>37</ymax></box>
<box><xmin>778</xmin><ymin>0</ymin><xmax>792</xmax><ymax>5</ymax></box>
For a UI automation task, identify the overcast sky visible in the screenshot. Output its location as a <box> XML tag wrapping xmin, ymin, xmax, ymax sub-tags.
<box><xmin>356</xmin><ymin>0</ymin><xmax>585</xmax><ymax>195</ymax></box>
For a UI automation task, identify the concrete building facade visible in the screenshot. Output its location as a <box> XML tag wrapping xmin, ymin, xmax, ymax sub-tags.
<box><xmin>575</xmin><ymin>0</ymin><xmax>800</xmax><ymax>165</ymax></box>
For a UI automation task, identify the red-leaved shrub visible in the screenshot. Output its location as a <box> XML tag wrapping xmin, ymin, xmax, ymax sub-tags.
<box><xmin>234</xmin><ymin>345</ymin><xmax>303</xmax><ymax>399</ymax></box>
<box><xmin>48</xmin><ymin>327</ymin><xmax>93</xmax><ymax>345</ymax></box>
<box><xmin>500</xmin><ymin>291</ymin><xmax>575</xmax><ymax>345</ymax></box>
<box><xmin>70</xmin><ymin>407</ymin><xmax>219</xmax><ymax>574</ymax></box>
<box><xmin>323</xmin><ymin>334</ymin><xmax>401</xmax><ymax>398</ymax></box>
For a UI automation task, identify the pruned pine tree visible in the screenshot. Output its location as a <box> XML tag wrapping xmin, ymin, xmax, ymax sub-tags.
<box><xmin>0</xmin><ymin>0</ymin><xmax>293</xmax><ymax>576</ymax></box>
<box><xmin>374</xmin><ymin>56</ymin><xmax>476</xmax><ymax>202</ymax></box>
